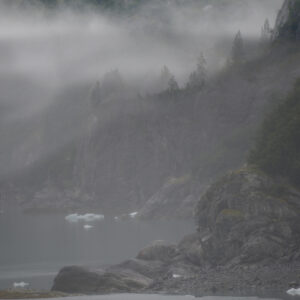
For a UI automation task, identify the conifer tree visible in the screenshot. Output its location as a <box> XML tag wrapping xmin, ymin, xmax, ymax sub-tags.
<box><xmin>187</xmin><ymin>52</ymin><xmax>207</xmax><ymax>89</ymax></box>
<box><xmin>168</xmin><ymin>76</ymin><xmax>179</xmax><ymax>93</ymax></box>
<box><xmin>260</xmin><ymin>19</ymin><xmax>272</xmax><ymax>45</ymax></box>
<box><xmin>231</xmin><ymin>30</ymin><xmax>245</xmax><ymax>64</ymax></box>
<box><xmin>160</xmin><ymin>65</ymin><xmax>173</xmax><ymax>91</ymax></box>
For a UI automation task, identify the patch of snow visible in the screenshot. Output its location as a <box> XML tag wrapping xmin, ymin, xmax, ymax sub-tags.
<box><xmin>287</xmin><ymin>288</ymin><xmax>300</xmax><ymax>296</ymax></box>
<box><xmin>83</xmin><ymin>224</ymin><xmax>93</xmax><ymax>230</ymax></box>
<box><xmin>65</xmin><ymin>213</ymin><xmax>104</xmax><ymax>223</ymax></box>
<box><xmin>203</xmin><ymin>5</ymin><xmax>213</xmax><ymax>12</ymax></box>
<box><xmin>13</xmin><ymin>282</ymin><xmax>29</xmax><ymax>288</ymax></box>
<box><xmin>172</xmin><ymin>274</ymin><xmax>182</xmax><ymax>279</ymax></box>
<box><xmin>129</xmin><ymin>212</ymin><xmax>138</xmax><ymax>218</ymax></box>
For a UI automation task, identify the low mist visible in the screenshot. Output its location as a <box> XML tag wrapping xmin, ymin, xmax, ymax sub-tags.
<box><xmin>0</xmin><ymin>0</ymin><xmax>283</xmax><ymax>177</ymax></box>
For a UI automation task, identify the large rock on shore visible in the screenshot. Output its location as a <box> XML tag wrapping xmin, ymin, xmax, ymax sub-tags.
<box><xmin>52</xmin><ymin>266</ymin><xmax>151</xmax><ymax>294</ymax></box>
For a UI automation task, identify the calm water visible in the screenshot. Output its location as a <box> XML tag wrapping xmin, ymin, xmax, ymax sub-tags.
<box><xmin>0</xmin><ymin>208</ymin><xmax>194</xmax><ymax>290</ymax></box>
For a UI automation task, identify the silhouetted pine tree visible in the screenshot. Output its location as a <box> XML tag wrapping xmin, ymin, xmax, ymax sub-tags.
<box><xmin>160</xmin><ymin>65</ymin><xmax>173</xmax><ymax>91</ymax></box>
<box><xmin>187</xmin><ymin>52</ymin><xmax>207</xmax><ymax>90</ymax></box>
<box><xmin>168</xmin><ymin>76</ymin><xmax>179</xmax><ymax>93</ymax></box>
<box><xmin>231</xmin><ymin>31</ymin><xmax>245</xmax><ymax>64</ymax></box>
<box><xmin>260</xmin><ymin>19</ymin><xmax>272</xmax><ymax>45</ymax></box>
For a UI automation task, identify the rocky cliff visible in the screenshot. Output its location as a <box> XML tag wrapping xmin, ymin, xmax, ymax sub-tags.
<box><xmin>52</xmin><ymin>167</ymin><xmax>300</xmax><ymax>296</ymax></box>
<box><xmin>195</xmin><ymin>167</ymin><xmax>300</xmax><ymax>266</ymax></box>
<box><xmin>137</xmin><ymin>175</ymin><xmax>207</xmax><ymax>219</ymax></box>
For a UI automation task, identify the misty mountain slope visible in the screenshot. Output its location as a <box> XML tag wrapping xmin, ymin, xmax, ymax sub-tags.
<box><xmin>64</xmin><ymin>40</ymin><xmax>300</xmax><ymax>217</ymax></box>
<box><xmin>0</xmin><ymin>0</ymin><xmax>294</xmax><ymax>216</ymax></box>
<box><xmin>9</xmin><ymin>40</ymin><xmax>300</xmax><ymax>216</ymax></box>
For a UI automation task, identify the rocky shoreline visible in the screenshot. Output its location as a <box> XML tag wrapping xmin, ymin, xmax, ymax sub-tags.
<box><xmin>148</xmin><ymin>260</ymin><xmax>300</xmax><ymax>297</ymax></box>
<box><xmin>51</xmin><ymin>241</ymin><xmax>300</xmax><ymax>298</ymax></box>
<box><xmin>51</xmin><ymin>167</ymin><xmax>300</xmax><ymax>298</ymax></box>
<box><xmin>0</xmin><ymin>289</ymin><xmax>70</xmax><ymax>299</ymax></box>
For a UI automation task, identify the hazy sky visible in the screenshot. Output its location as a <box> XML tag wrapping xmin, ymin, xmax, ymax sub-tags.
<box><xmin>0</xmin><ymin>0</ymin><xmax>284</xmax><ymax>176</ymax></box>
<box><xmin>0</xmin><ymin>0</ymin><xmax>283</xmax><ymax>93</ymax></box>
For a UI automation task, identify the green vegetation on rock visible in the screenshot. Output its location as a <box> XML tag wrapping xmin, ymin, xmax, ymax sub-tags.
<box><xmin>279</xmin><ymin>0</ymin><xmax>300</xmax><ymax>40</ymax></box>
<box><xmin>249</xmin><ymin>79</ymin><xmax>300</xmax><ymax>186</ymax></box>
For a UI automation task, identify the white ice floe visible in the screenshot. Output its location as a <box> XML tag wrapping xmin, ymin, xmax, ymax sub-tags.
<box><xmin>287</xmin><ymin>288</ymin><xmax>300</xmax><ymax>296</ymax></box>
<box><xmin>83</xmin><ymin>224</ymin><xmax>94</xmax><ymax>230</ymax></box>
<box><xmin>172</xmin><ymin>274</ymin><xmax>182</xmax><ymax>279</ymax></box>
<box><xmin>129</xmin><ymin>212</ymin><xmax>138</xmax><ymax>218</ymax></box>
<box><xmin>13</xmin><ymin>282</ymin><xmax>29</xmax><ymax>288</ymax></box>
<box><xmin>65</xmin><ymin>213</ymin><xmax>104</xmax><ymax>223</ymax></box>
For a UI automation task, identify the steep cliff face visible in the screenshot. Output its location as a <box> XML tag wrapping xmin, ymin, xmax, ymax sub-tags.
<box><xmin>138</xmin><ymin>175</ymin><xmax>206</xmax><ymax>219</ymax></box>
<box><xmin>273</xmin><ymin>0</ymin><xmax>300</xmax><ymax>40</ymax></box>
<box><xmin>195</xmin><ymin>167</ymin><xmax>300</xmax><ymax>266</ymax></box>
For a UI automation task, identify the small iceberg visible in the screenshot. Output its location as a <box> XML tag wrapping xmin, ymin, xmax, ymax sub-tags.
<box><xmin>129</xmin><ymin>212</ymin><xmax>138</xmax><ymax>218</ymax></box>
<box><xmin>114</xmin><ymin>212</ymin><xmax>139</xmax><ymax>221</ymax></box>
<box><xmin>172</xmin><ymin>274</ymin><xmax>182</xmax><ymax>279</ymax></box>
<box><xmin>65</xmin><ymin>213</ymin><xmax>104</xmax><ymax>223</ymax></box>
<box><xmin>13</xmin><ymin>282</ymin><xmax>29</xmax><ymax>288</ymax></box>
<box><xmin>287</xmin><ymin>288</ymin><xmax>300</xmax><ymax>296</ymax></box>
<box><xmin>83</xmin><ymin>224</ymin><xmax>94</xmax><ymax>230</ymax></box>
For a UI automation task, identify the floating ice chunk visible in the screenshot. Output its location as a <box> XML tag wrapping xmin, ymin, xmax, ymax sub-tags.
<box><xmin>83</xmin><ymin>224</ymin><xmax>93</xmax><ymax>230</ymax></box>
<box><xmin>13</xmin><ymin>282</ymin><xmax>29</xmax><ymax>288</ymax></box>
<box><xmin>203</xmin><ymin>5</ymin><xmax>213</xmax><ymax>12</ymax></box>
<box><xmin>287</xmin><ymin>288</ymin><xmax>300</xmax><ymax>296</ymax></box>
<box><xmin>65</xmin><ymin>213</ymin><xmax>104</xmax><ymax>223</ymax></box>
<box><xmin>129</xmin><ymin>212</ymin><xmax>138</xmax><ymax>218</ymax></box>
<box><xmin>172</xmin><ymin>274</ymin><xmax>182</xmax><ymax>279</ymax></box>
<box><xmin>114</xmin><ymin>216</ymin><xmax>120</xmax><ymax>221</ymax></box>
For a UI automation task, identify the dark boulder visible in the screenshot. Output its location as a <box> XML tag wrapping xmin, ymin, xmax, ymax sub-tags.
<box><xmin>52</xmin><ymin>266</ymin><xmax>151</xmax><ymax>294</ymax></box>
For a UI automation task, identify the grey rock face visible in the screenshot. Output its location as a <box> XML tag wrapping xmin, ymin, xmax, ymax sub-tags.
<box><xmin>52</xmin><ymin>266</ymin><xmax>104</xmax><ymax>294</ymax></box>
<box><xmin>136</xmin><ymin>240</ymin><xmax>179</xmax><ymax>262</ymax></box>
<box><xmin>138</xmin><ymin>176</ymin><xmax>206</xmax><ymax>219</ymax></box>
<box><xmin>111</xmin><ymin>258</ymin><xmax>165</xmax><ymax>279</ymax></box>
<box><xmin>195</xmin><ymin>167</ymin><xmax>300</xmax><ymax>266</ymax></box>
<box><xmin>21</xmin><ymin>183</ymin><xmax>95</xmax><ymax>213</ymax></box>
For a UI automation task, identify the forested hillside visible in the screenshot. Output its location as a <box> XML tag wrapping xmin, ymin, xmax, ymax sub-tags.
<box><xmin>2</xmin><ymin>0</ymin><xmax>300</xmax><ymax>218</ymax></box>
<box><xmin>249</xmin><ymin>79</ymin><xmax>300</xmax><ymax>186</ymax></box>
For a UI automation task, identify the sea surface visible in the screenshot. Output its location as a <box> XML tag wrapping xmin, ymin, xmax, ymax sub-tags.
<box><xmin>0</xmin><ymin>207</ymin><xmax>194</xmax><ymax>290</ymax></box>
